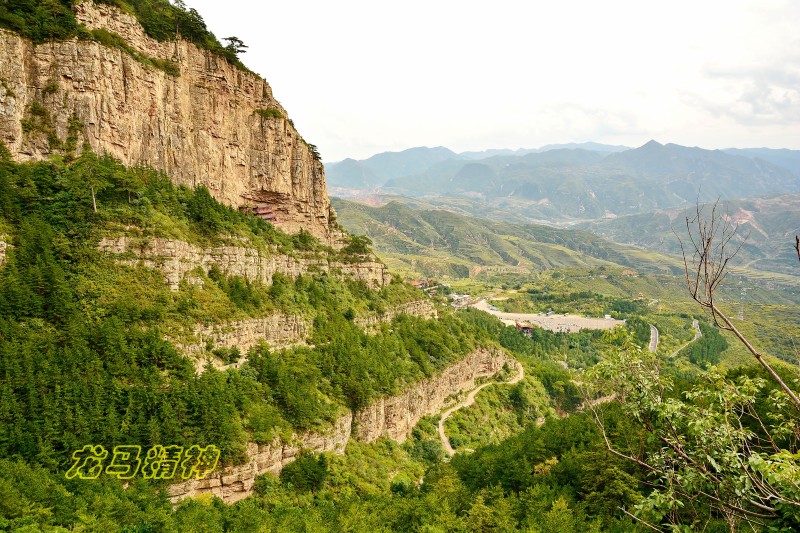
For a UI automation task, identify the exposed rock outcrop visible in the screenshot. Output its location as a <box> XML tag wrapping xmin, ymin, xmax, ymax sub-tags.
<box><xmin>0</xmin><ymin>238</ymin><xmax>7</xmax><ymax>266</ymax></box>
<box><xmin>181</xmin><ymin>300</ymin><xmax>435</xmax><ymax>363</ymax></box>
<box><xmin>0</xmin><ymin>2</ymin><xmax>332</xmax><ymax>240</ymax></box>
<box><xmin>182</xmin><ymin>314</ymin><xmax>310</xmax><ymax>357</ymax></box>
<box><xmin>98</xmin><ymin>235</ymin><xmax>391</xmax><ymax>290</ymax></box>
<box><xmin>168</xmin><ymin>347</ymin><xmax>511</xmax><ymax>503</ymax></box>
<box><xmin>355</xmin><ymin>299</ymin><xmax>437</xmax><ymax>329</ymax></box>
<box><xmin>169</xmin><ymin>413</ymin><xmax>353</xmax><ymax>503</ymax></box>
<box><xmin>352</xmin><ymin>348</ymin><xmax>510</xmax><ymax>442</ymax></box>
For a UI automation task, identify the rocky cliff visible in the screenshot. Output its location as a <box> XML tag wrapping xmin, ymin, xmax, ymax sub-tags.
<box><xmin>355</xmin><ymin>299</ymin><xmax>437</xmax><ymax>329</ymax></box>
<box><xmin>352</xmin><ymin>348</ymin><xmax>510</xmax><ymax>442</ymax></box>
<box><xmin>181</xmin><ymin>300</ymin><xmax>436</xmax><ymax>370</ymax></box>
<box><xmin>0</xmin><ymin>1</ymin><xmax>333</xmax><ymax>240</ymax></box>
<box><xmin>99</xmin><ymin>235</ymin><xmax>392</xmax><ymax>290</ymax></box>
<box><xmin>182</xmin><ymin>313</ymin><xmax>311</xmax><ymax>358</ymax></box>
<box><xmin>168</xmin><ymin>347</ymin><xmax>511</xmax><ymax>503</ymax></box>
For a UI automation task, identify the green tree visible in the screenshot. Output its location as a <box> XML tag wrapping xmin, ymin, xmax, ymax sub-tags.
<box><xmin>223</xmin><ymin>36</ymin><xmax>247</xmax><ymax>57</ymax></box>
<box><xmin>67</xmin><ymin>145</ymin><xmax>112</xmax><ymax>212</ymax></box>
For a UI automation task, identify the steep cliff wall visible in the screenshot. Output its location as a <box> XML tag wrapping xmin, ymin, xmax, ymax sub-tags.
<box><xmin>182</xmin><ymin>314</ymin><xmax>311</xmax><ymax>357</ymax></box>
<box><xmin>168</xmin><ymin>347</ymin><xmax>511</xmax><ymax>503</ymax></box>
<box><xmin>99</xmin><ymin>235</ymin><xmax>392</xmax><ymax>290</ymax></box>
<box><xmin>181</xmin><ymin>300</ymin><xmax>436</xmax><ymax>366</ymax></box>
<box><xmin>355</xmin><ymin>299</ymin><xmax>437</xmax><ymax>330</ymax></box>
<box><xmin>352</xmin><ymin>348</ymin><xmax>510</xmax><ymax>442</ymax></box>
<box><xmin>169</xmin><ymin>413</ymin><xmax>353</xmax><ymax>503</ymax></box>
<box><xmin>0</xmin><ymin>2</ymin><xmax>332</xmax><ymax>240</ymax></box>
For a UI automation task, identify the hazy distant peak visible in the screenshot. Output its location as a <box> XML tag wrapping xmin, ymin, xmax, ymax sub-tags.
<box><xmin>640</xmin><ymin>140</ymin><xmax>664</xmax><ymax>149</ymax></box>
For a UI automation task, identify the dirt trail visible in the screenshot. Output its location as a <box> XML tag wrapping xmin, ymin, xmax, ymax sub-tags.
<box><xmin>669</xmin><ymin>319</ymin><xmax>701</xmax><ymax>358</ymax></box>
<box><xmin>438</xmin><ymin>360</ymin><xmax>524</xmax><ymax>455</ymax></box>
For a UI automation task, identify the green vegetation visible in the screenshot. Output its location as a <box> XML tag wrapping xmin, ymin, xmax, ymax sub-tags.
<box><xmin>0</xmin><ymin>0</ymin><xmax>82</xmax><ymax>43</ymax></box>
<box><xmin>587</xmin><ymin>338</ymin><xmax>800</xmax><ymax>530</ymax></box>
<box><xmin>254</xmin><ymin>108</ymin><xmax>284</xmax><ymax>120</ymax></box>
<box><xmin>0</xmin><ymin>0</ymin><xmax>250</xmax><ymax>71</ymax></box>
<box><xmin>684</xmin><ymin>321</ymin><xmax>728</xmax><ymax>367</ymax></box>
<box><xmin>444</xmin><ymin>373</ymin><xmax>551</xmax><ymax>450</ymax></box>
<box><xmin>0</xmin><ymin>142</ymin><xmax>666</xmax><ymax>529</ymax></box>
<box><xmin>332</xmin><ymin>198</ymin><xmax>692</xmax><ymax>280</ymax></box>
<box><xmin>0</xmin><ymin>144</ymin><xmax>474</xmax><ymax>468</ymax></box>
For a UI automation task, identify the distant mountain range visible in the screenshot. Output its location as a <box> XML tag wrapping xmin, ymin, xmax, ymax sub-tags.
<box><xmin>327</xmin><ymin>142</ymin><xmax>800</xmax><ymax>223</ymax></box>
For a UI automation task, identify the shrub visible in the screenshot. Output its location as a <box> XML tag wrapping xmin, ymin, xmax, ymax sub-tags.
<box><xmin>254</xmin><ymin>108</ymin><xmax>283</xmax><ymax>120</ymax></box>
<box><xmin>280</xmin><ymin>451</ymin><xmax>328</xmax><ymax>492</ymax></box>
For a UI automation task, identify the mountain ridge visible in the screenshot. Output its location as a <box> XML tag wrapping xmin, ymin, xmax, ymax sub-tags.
<box><xmin>329</xmin><ymin>141</ymin><xmax>800</xmax><ymax>223</ymax></box>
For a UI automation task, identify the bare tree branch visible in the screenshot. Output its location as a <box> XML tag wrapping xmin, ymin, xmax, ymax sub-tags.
<box><xmin>795</xmin><ymin>235</ymin><xmax>799</xmax><ymax>263</ymax></box>
<box><xmin>675</xmin><ymin>200</ymin><xmax>800</xmax><ymax>411</ymax></box>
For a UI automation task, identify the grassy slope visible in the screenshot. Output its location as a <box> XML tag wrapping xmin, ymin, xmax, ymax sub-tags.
<box><xmin>332</xmin><ymin>198</ymin><xmax>689</xmax><ymax>279</ymax></box>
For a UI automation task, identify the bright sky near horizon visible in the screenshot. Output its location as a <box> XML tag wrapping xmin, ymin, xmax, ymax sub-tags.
<box><xmin>187</xmin><ymin>0</ymin><xmax>799</xmax><ymax>162</ymax></box>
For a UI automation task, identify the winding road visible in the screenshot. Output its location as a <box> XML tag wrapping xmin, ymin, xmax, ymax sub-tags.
<box><xmin>438</xmin><ymin>360</ymin><xmax>525</xmax><ymax>455</ymax></box>
<box><xmin>669</xmin><ymin>319</ymin><xmax>702</xmax><ymax>358</ymax></box>
<box><xmin>648</xmin><ymin>324</ymin><xmax>659</xmax><ymax>353</ymax></box>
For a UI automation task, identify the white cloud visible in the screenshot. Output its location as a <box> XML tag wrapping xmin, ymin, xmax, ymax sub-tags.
<box><xmin>186</xmin><ymin>0</ymin><xmax>800</xmax><ymax>160</ymax></box>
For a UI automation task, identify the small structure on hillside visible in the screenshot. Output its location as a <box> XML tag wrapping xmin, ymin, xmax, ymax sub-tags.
<box><xmin>515</xmin><ymin>321</ymin><xmax>534</xmax><ymax>337</ymax></box>
<box><xmin>239</xmin><ymin>203</ymin><xmax>277</xmax><ymax>222</ymax></box>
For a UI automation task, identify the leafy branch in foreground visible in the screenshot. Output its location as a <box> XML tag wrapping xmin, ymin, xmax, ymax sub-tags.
<box><xmin>584</xmin><ymin>338</ymin><xmax>800</xmax><ymax>531</ymax></box>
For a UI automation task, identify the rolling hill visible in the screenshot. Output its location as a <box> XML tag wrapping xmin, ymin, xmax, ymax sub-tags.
<box><xmin>579</xmin><ymin>195</ymin><xmax>800</xmax><ymax>277</ymax></box>
<box><xmin>331</xmin><ymin>198</ymin><xmax>688</xmax><ymax>279</ymax></box>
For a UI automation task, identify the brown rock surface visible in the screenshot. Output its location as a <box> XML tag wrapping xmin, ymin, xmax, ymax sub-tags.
<box><xmin>0</xmin><ymin>2</ymin><xmax>332</xmax><ymax>240</ymax></box>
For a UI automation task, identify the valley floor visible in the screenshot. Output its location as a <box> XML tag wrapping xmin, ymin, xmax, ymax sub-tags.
<box><xmin>471</xmin><ymin>298</ymin><xmax>625</xmax><ymax>332</ymax></box>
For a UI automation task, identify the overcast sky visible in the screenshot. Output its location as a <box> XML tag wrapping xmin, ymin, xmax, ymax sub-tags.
<box><xmin>186</xmin><ymin>0</ymin><xmax>799</xmax><ymax>162</ymax></box>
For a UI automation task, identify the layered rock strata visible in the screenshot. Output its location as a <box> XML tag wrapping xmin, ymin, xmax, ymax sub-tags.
<box><xmin>182</xmin><ymin>300</ymin><xmax>435</xmax><ymax>363</ymax></box>
<box><xmin>182</xmin><ymin>314</ymin><xmax>310</xmax><ymax>357</ymax></box>
<box><xmin>352</xmin><ymin>348</ymin><xmax>510</xmax><ymax>442</ymax></box>
<box><xmin>0</xmin><ymin>1</ymin><xmax>332</xmax><ymax>240</ymax></box>
<box><xmin>168</xmin><ymin>347</ymin><xmax>511</xmax><ymax>503</ymax></box>
<box><xmin>355</xmin><ymin>299</ymin><xmax>437</xmax><ymax>329</ymax></box>
<box><xmin>99</xmin><ymin>235</ymin><xmax>391</xmax><ymax>290</ymax></box>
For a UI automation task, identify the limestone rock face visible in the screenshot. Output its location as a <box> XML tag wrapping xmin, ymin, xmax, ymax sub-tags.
<box><xmin>0</xmin><ymin>238</ymin><xmax>6</xmax><ymax>266</ymax></box>
<box><xmin>352</xmin><ymin>347</ymin><xmax>510</xmax><ymax>442</ymax></box>
<box><xmin>0</xmin><ymin>2</ymin><xmax>332</xmax><ymax>240</ymax></box>
<box><xmin>168</xmin><ymin>413</ymin><xmax>353</xmax><ymax>503</ymax></box>
<box><xmin>98</xmin><ymin>235</ymin><xmax>391</xmax><ymax>290</ymax></box>
<box><xmin>167</xmin><ymin>347</ymin><xmax>510</xmax><ymax>503</ymax></box>
<box><xmin>355</xmin><ymin>299</ymin><xmax>437</xmax><ymax>329</ymax></box>
<box><xmin>184</xmin><ymin>314</ymin><xmax>311</xmax><ymax>356</ymax></box>
<box><xmin>181</xmin><ymin>300</ymin><xmax>435</xmax><ymax>364</ymax></box>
